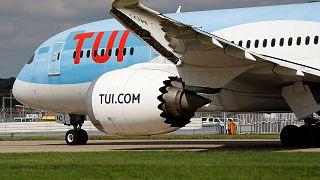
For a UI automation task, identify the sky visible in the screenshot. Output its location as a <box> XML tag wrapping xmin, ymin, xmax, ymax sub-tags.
<box><xmin>0</xmin><ymin>0</ymin><xmax>308</xmax><ymax>78</ymax></box>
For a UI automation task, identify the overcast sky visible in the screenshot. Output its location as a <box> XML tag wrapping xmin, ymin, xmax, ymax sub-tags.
<box><xmin>0</xmin><ymin>0</ymin><xmax>308</xmax><ymax>78</ymax></box>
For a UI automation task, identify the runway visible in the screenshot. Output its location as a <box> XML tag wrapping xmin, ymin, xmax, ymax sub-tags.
<box><xmin>0</xmin><ymin>139</ymin><xmax>319</xmax><ymax>153</ymax></box>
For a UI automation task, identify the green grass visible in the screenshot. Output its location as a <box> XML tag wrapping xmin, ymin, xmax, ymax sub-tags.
<box><xmin>0</xmin><ymin>151</ymin><xmax>319</xmax><ymax>180</ymax></box>
<box><xmin>0</xmin><ymin>134</ymin><xmax>279</xmax><ymax>141</ymax></box>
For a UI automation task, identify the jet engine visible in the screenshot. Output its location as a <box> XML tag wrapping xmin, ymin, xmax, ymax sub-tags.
<box><xmin>87</xmin><ymin>68</ymin><xmax>210</xmax><ymax>135</ymax></box>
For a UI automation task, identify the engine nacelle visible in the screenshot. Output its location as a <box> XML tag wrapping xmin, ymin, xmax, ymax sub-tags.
<box><xmin>87</xmin><ymin>68</ymin><xmax>179</xmax><ymax>135</ymax></box>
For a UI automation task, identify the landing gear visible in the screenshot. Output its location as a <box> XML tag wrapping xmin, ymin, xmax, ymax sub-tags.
<box><xmin>65</xmin><ymin>115</ymin><xmax>88</xmax><ymax>145</ymax></box>
<box><xmin>281</xmin><ymin>115</ymin><xmax>320</xmax><ymax>148</ymax></box>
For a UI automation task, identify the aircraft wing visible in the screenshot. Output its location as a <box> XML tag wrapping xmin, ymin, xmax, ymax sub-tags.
<box><xmin>110</xmin><ymin>0</ymin><xmax>320</xmax><ymax>77</ymax></box>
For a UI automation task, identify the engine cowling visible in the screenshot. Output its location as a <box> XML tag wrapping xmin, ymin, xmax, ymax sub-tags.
<box><xmin>87</xmin><ymin>68</ymin><xmax>210</xmax><ymax>136</ymax></box>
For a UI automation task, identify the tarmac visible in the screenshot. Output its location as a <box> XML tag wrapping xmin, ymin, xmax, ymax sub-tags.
<box><xmin>0</xmin><ymin>139</ymin><xmax>319</xmax><ymax>153</ymax></box>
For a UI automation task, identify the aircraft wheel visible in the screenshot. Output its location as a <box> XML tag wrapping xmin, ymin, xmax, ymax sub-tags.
<box><xmin>299</xmin><ymin>125</ymin><xmax>320</xmax><ymax>148</ymax></box>
<box><xmin>298</xmin><ymin>125</ymin><xmax>312</xmax><ymax>147</ymax></box>
<box><xmin>309</xmin><ymin>126</ymin><xmax>320</xmax><ymax>147</ymax></box>
<box><xmin>280</xmin><ymin>125</ymin><xmax>299</xmax><ymax>148</ymax></box>
<box><xmin>65</xmin><ymin>130</ymin><xmax>78</xmax><ymax>145</ymax></box>
<box><xmin>78</xmin><ymin>129</ymin><xmax>88</xmax><ymax>145</ymax></box>
<box><xmin>65</xmin><ymin>129</ymin><xmax>88</xmax><ymax>145</ymax></box>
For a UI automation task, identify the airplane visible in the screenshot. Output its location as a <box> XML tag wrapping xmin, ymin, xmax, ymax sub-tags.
<box><xmin>12</xmin><ymin>0</ymin><xmax>320</xmax><ymax>148</ymax></box>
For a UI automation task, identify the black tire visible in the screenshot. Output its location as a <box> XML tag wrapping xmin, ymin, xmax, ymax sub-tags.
<box><xmin>298</xmin><ymin>125</ymin><xmax>310</xmax><ymax>147</ymax></box>
<box><xmin>309</xmin><ymin>126</ymin><xmax>320</xmax><ymax>147</ymax></box>
<box><xmin>78</xmin><ymin>129</ymin><xmax>88</xmax><ymax>145</ymax></box>
<box><xmin>299</xmin><ymin>125</ymin><xmax>320</xmax><ymax>148</ymax></box>
<box><xmin>65</xmin><ymin>130</ymin><xmax>78</xmax><ymax>145</ymax></box>
<box><xmin>280</xmin><ymin>125</ymin><xmax>299</xmax><ymax>148</ymax></box>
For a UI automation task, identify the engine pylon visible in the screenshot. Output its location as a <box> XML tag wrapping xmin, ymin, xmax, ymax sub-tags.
<box><xmin>157</xmin><ymin>77</ymin><xmax>211</xmax><ymax>127</ymax></box>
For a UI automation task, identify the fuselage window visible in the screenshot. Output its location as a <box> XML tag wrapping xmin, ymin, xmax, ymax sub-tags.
<box><xmin>231</xmin><ymin>41</ymin><xmax>234</xmax><ymax>44</ymax></box>
<box><xmin>73</xmin><ymin>51</ymin><xmax>76</xmax><ymax>59</ymax></box>
<box><xmin>315</xmin><ymin>36</ymin><xmax>319</xmax><ymax>45</ymax></box>
<box><xmin>115</xmin><ymin>48</ymin><xmax>119</xmax><ymax>56</ymax></box>
<box><xmin>101</xmin><ymin>49</ymin><xmax>105</xmax><ymax>57</ymax></box>
<box><xmin>123</xmin><ymin>48</ymin><xmax>127</xmax><ymax>56</ymax></box>
<box><xmin>263</xmin><ymin>39</ymin><xmax>267</xmax><ymax>48</ymax></box>
<box><xmin>254</xmin><ymin>40</ymin><xmax>259</xmax><ymax>48</ymax></box>
<box><xmin>271</xmin><ymin>38</ymin><xmax>276</xmax><ymax>47</ymax></box>
<box><xmin>94</xmin><ymin>50</ymin><xmax>97</xmax><ymax>57</ymax></box>
<box><xmin>130</xmin><ymin>47</ymin><xmax>134</xmax><ymax>55</ymax></box>
<box><xmin>246</xmin><ymin>40</ymin><xmax>251</xmax><ymax>49</ymax></box>
<box><xmin>108</xmin><ymin>49</ymin><xmax>112</xmax><ymax>56</ymax></box>
<box><xmin>238</xmin><ymin>41</ymin><xmax>243</xmax><ymax>47</ymax></box>
<box><xmin>86</xmin><ymin>50</ymin><xmax>90</xmax><ymax>58</ymax></box>
<box><xmin>297</xmin><ymin>37</ymin><xmax>302</xmax><ymax>46</ymax></box>
<box><xmin>279</xmin><ymin>38</ymin><xmax>284</xmax><ymax>47</ymax></box>
<box><xmin>80</xmin><ymin>50</ymin><xmax>83</xmax><ymax>58</ymax></box>
<box><xmin>305</xmin><ymin>36</ymin><xmax>310</xmax><ymax>45</ymax></box>
<box><xmin>288</xmin><ymin>37</ymin><xmax>293</xmax><ymax>46</ymax></box>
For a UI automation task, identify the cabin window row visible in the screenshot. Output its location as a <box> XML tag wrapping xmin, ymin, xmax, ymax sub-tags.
<box><xmin>235</xmin><ymin>36</ymin><xmax>319</xmax><ymax>49</ymax></box>
<box><xmin>73</xmin><ymin>47</ymin><xmax>135</xmax><ymax>59</ymax></box>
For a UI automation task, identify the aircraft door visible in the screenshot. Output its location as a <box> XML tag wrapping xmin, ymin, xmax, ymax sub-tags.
<box><xmin>48</xmin><ymin>42</ymin><xmax>64</xmax><ymax>76</ymax></box>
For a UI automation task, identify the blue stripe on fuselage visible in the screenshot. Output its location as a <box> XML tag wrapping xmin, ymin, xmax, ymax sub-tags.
<box><xmin>17</xmin><ymin>2</ymin><xmax>320</xmax><ymax>85</ymax></box>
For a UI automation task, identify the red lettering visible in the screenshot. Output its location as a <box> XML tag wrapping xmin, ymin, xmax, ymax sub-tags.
<box><xmin>92</xmin><ymin>31</ymin><xmax>119</xmax><ymax>63</ymax></box>
<box><xmin>117</xmin><ymin>30</ymin><xmax>130</xmax><ymax>62</ymax></box>
<box><xmin>73</xmin><ymin>32</ymin><xmax>95</xmax><ymax>64</ymax></box>
<box><xmin>73</xmin><ymin>30</ymin><xmax>128</xmax><ymax>65</ymax></box>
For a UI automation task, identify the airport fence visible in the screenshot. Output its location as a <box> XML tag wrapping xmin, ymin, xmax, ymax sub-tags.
<box><xmin>0</xmin><ymin>121</ymin><xmax>104</xmax><ymax>137</ymax></box>
<box><xmin>237</xmin><ymin>119</ymin><xmax>303</xmax><ymax>134</ymax></box>
<box><xmin>173</xmin><ymin>119</ymin><xmax>302</xmax><ymax>135</ymax></box>
<box><xmin>0</xmin><ymin>119</ymin><xmax>302</xmax><ymax>137</ymax></box>
<box><xmin>0</xmin><ymin>112</ymin><xmax>302</xmax><ymax>137</ymax></box>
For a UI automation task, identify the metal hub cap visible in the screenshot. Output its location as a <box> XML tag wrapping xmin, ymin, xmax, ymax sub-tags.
<box><xmin>67</xmin><ymin>133</ymin><xmax>74</xmax><ymax>142</ymax></box>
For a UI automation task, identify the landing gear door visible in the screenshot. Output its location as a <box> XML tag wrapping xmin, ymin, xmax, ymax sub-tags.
<box><xmin>48</xmin><ymin>42</ymin><xmax>64</xmax><ymax>76</ymax></box>
<box><xmin>55</xmin><ymin>113</ymin><xmax>71</xmax><ymax>125</ymax></box>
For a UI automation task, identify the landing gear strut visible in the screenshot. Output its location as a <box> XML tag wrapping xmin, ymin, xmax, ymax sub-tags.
<box><xmin>280</xmin><ymin>114</ymin><xmax>320</xmax><ymax>148</ymax></box>
<box><xmin>65</xmin><ymin>115</ymin><xmax>88</xmax><ymax>145</ymax></box>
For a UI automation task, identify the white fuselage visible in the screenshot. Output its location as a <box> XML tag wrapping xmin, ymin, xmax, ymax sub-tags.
<box><xmin>14</xmin><ymin>20</ymin><xmax>320</xmax><ymax>115</ymax></box>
